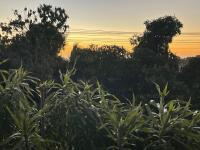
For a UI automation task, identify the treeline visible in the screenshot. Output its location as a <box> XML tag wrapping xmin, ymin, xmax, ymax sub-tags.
<box><xmin>69</xmin><ymin>17</ymin><xmax>200</xmax><ymax>108</ymax></box>
<box><xmin>0</xmin><ymin>5</ymin><xmax>200</xmax><ymax>108</ymax></box>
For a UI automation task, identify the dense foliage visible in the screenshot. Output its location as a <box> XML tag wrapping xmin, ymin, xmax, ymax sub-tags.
<box><xmin>0</xmin><ymin>63</ymin><xmax>200</xmax><ymax>150</ymax></box>
<box><xmin>69</xmin><ymin>16</ymin><xmax>200</xmax><ymax>107</ymax></box>
<box><xmin>179</xmin><ymin>57</ymin><xmax>200</xmax><ymax>109</ymax></box>
<box><xmin>0</xmin><ymin>5</ymin><xmax>200</xmax><ymax>149</ymax></box>
<box><xmin>0</xmin><ymin>4</ymin><xmax>68</xmax><ymax>80</ymax></box>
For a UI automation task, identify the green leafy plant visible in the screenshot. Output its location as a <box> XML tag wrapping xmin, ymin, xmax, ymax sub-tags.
<box><xmin>1</xmin><ymin>60</ymin><xmax>200</xmax><ymax>150</ymax></box>
<box><xmin>5</xmin><ymin>98</ymin><xmax>46</xmax><ymax>150</ymax></box>
<box><xmin>98</xmin><ymin>87</ymin><xmax>144</xmax><ymax>150</ymax></box>
<box><xmin>144</xmin><ymin>84</ymin><xmax>200</xmax><ymax>150</ymax></box>
<box><xmin>0</xmin><ymin>66</ymin><xmax>38</xmax><ymax>144</ymax></box>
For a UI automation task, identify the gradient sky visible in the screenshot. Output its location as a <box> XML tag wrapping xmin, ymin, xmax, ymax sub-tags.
<box><xmin>0</xmin><ymin>0</ymin><xmax>200</xmax><ymax>58</ymax></box>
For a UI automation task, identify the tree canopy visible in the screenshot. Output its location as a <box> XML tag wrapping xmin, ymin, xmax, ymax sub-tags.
<box><xmin>0</xmin><ymin>4</ymin><xmax>69</xmax><ymax>80</ymax></box>
<box><xmin>131</xmin><ymin>16</ymin><xmax>183</xmax><ymax>56</ymax></box>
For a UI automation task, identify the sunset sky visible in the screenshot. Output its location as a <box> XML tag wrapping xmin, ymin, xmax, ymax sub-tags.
<box><xmin>0</xmin><ymin>0</ymin><xmax>200</xmax><ymax>58</ymax></box>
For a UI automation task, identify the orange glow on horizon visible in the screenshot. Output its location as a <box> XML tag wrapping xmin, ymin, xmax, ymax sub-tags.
<box><xmin>59</xmin><ymin>29</ymin><xmax>200</xmax><ymax>58</ymax></box>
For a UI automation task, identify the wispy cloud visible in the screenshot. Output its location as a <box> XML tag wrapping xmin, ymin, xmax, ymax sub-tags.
<box><xmin>67</xmin><ymin>28</ymin><xmax>200</xmax><ymax>36</ymax></box>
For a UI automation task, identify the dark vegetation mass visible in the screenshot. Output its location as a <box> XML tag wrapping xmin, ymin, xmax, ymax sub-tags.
<box><xmin>0</xmin><ymin>4</ymin><xmax>200</xmax><ymax>150</ymax></box>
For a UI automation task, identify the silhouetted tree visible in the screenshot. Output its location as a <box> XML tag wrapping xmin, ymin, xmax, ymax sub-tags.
<box><xmin>131</xmin><ymin>16</ymin><xmax>182</xmax><ymax>70</ymax></box>
<box><xmin>128</xmin><ymin>16</ymin><xmax>183</xmax><ymax>101</ymax></box>
<box><xmin>131</xmin><ymin>16</ymin><xmax>183</xmax><ymax>56</ymax></box>
<box><xmin>0</xmin><ymin>4</ymin><xmax>69</xmax><ymax>80</ymax></box>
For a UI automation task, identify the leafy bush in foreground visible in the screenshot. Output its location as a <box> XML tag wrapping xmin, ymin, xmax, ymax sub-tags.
<box><xmin>0</xmin><ymin>63</ymin><xmax>200</xmax><ymax>150</ymax></box>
